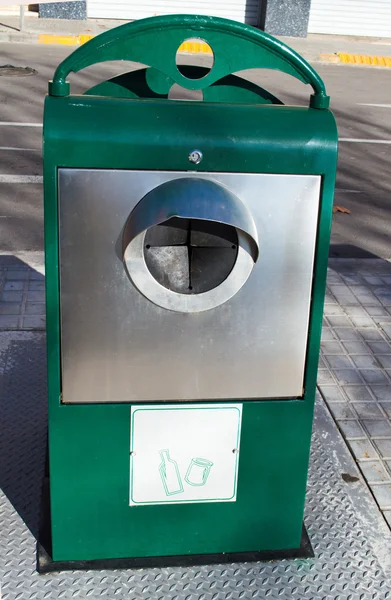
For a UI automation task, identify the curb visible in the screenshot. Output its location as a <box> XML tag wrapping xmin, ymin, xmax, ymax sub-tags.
<box><xmin>38</xmin><ymin>33</ymin><xmax>94</xmax><ymax>45</ymax></box>
<box><xmin>3</xmin><ymin>30</ymin><xmax>391</xmax><ymax>68</ymax></box>
<box><xmin>178</xmin><ymin>40</ymin><xmax>212</xmax><ymax>54</ymax></box>
<box><xmin>37</xmin><ymin>33</ymin><xmax>213</xmax><ymax>54</ymax></box>
<box><xmin>38</xmin><ymin>36</ymin><xmax>391</xmax><ymax>67</ymax></box>
<box><xmin>321</xmin><ymin>52</ymin><xmax>391</xmax><ymax>67</ymax></box>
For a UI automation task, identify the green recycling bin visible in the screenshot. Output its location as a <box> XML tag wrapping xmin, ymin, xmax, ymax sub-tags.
<box><xmin>42</xmin><ymin>14</ymin><xmax>338</xmax><ymax>567</ymax></box>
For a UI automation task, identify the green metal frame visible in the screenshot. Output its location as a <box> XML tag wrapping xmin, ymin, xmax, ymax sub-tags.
<box><xmin>48</xmin><ymin>14</ymin><xmax>329</xmax><ymax>108</ymax></box>
<box><xmin>43</xmin><ymin>15</ymin><xmax>337</xmax><ymax>562</ymax></box>
<box><xmin>85</xmin><ymin>68</ymin><xmax>285</xmax><ymax>104</ymax></box>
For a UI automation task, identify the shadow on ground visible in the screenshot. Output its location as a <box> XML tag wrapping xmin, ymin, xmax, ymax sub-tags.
<box><xmin>0</xmin><ymin>256</ymin><xmax>47</xmax><ymax>542</ymax></box>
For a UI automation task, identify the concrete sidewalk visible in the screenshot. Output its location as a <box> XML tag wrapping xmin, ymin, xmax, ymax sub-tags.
<box><xmin>0</xmin><ymin>14</ymin><xmax>390</xmax><ymax>65</ymax></box>
<box><xmin>321</xmin><ymin>258</ymin><xmax>391</xmax><ymax>525</ymax></box>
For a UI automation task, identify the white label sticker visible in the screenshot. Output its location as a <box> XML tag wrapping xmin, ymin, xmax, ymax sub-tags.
<box><xmin>129</xmin><ymin>404</ymin><xmax>242</xmax><ymax>506</ymax></box>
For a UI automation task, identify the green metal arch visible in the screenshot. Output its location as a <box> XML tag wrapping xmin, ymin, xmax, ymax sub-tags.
<box><xmin>49</xmin><ymin>14</ymin><xmax>329</xmax><ymax>109</ymax></box>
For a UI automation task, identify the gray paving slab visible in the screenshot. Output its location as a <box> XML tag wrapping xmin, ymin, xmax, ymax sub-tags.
<box><xmin>0</xmin><ymin>260</ymin><xmax>45</xmax><ymax>331</ymax></box>
<box><xmin>321</xmin><ymin>258</ymin><xmax>391</xmax><ymax>526</ymax></box>
<box><xmin>360</xmin><ymin>460</ymin><xmax>391</xmax><ymax>483</ymax></box>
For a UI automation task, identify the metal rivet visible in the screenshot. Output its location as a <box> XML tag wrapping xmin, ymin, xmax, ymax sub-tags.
<box><xmin>232</xmin><ymin>448</ymin><xmax>239</xmax><ymax>454</ymax></box>
<box><xmin>188</xmin><ymin>149</ymin><xmax>203</xmax><ymax>164</ymax></box>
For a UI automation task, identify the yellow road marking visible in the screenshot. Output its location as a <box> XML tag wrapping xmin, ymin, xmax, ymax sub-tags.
<box><xmin>321</xmin><ymin>52</ymin><xmax>391</xmax><ymax>68</ymax></box>
<box><xmin>38</xmin><ymin>34</ymin><xmax>94</xmax><ymax>45</ymax></box>
<box><xmin>39</xmin><ymin>34</ymin><xmax>212</xmax><ymax>53</ymax></box>
<box><xmin>37</xmin><ymin>36</ymin><xmax>391</xmax><ymax>69</ymax></box>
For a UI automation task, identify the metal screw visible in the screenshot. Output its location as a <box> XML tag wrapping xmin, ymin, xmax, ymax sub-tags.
<box><xmin>188</xmin><ymin>149</ymin><xmax>203</xmax><ymax>164</ymax></box>
<box><xmin>232</xmin><ymin>448</ymin><xmax>239</xmax><ymax>454</ymax></box>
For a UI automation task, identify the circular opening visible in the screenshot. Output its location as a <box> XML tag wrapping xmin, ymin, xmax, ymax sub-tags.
<box><xmin>143</xmin><ymin>217</ymin><xmax>238</xmax><ymax>294</ymax></box>
<box><xmin>122</xmin><ymin>176</ymin><xmax>259</xmax><ymax>313</ymax></box>
<box><xmin>175</xmin><ymin>38</ymin><xmax>214</xmax><ymax>80</ymax></box>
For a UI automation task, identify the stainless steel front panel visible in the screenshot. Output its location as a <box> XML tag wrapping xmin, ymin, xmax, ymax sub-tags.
<box><xmin>59</xmin><ymin>169</ymin><xmax>320</xmax><ymax>403</ymax></box>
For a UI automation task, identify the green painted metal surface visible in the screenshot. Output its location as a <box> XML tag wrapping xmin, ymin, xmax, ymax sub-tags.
<box><xmin>48</xmin><ymin>14</ymin><xmax>329</xmax><ymax>108</ymax></box>
<box><xmin>85</xmin><ymin>68</ymin><xmax>284</xmax><ymax>104</ymax></box>
<box><xmin>49</xmin><ymin>402</ymin><xmax>312</xmax><ymax>560</ymax></box>
<box><xmin>43</xmin><ymin>15</ymin><xmax>338</xmax><ymax>562</ymax></box>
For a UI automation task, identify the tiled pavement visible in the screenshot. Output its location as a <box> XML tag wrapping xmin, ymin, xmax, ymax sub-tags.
<box><xmin>0</xmin><ymin>261</ymin><xmax>45</xmax><ymax>330</ymax></box>
<box><xmin>2</xmin><ymin>256</ymin><xmax>391</xmax><ymax>529</ymax></box>
<box><xmin>320</xmin><ymin>258</ymin><xmax>391</xmax><ymax>528</ymax></box>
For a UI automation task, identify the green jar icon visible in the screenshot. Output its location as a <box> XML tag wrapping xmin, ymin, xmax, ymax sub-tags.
<box><xmin>185</xmin><ymin>457</ymin><xmax>213</xmax><ymax>487</ymax></box>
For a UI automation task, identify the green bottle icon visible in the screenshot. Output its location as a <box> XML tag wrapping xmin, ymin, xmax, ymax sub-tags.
<box><xmin>158</xmin><ymin>449</ymin><xmax>184</xmax><ymax>496</ymax></box>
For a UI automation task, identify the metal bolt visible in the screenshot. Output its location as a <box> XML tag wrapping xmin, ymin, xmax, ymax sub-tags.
<box><xmin>188</xmin><ymin>149</ymin><xmax>203</xmax><ymax>165</ymax></box>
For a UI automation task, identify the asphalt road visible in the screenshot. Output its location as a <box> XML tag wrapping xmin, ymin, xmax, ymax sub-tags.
<box><xmin>0</xmin><ymin>42</ymin><xmax>390</xmax><ymax>258</ymax></box>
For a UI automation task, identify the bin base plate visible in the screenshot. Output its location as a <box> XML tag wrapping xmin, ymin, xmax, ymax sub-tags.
<box><xmin>37</xmin><ymin>475</ymin><xmax>313</xmax><ymax>573</ymax></box>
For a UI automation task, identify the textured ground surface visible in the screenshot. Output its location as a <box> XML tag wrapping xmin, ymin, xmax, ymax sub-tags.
<box><xmin>320</xmin><ymin>258</ymin><xmax>391</xmax><ymax>526</ymax></box>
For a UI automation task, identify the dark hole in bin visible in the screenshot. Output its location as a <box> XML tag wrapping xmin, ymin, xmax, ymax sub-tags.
<box><xmin>144</xmin><ymin>217</ymin><xmax>238</xmax><ymax>294</ymax></box>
